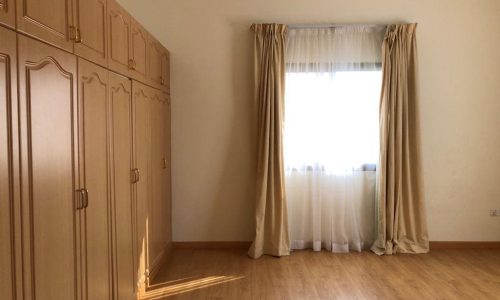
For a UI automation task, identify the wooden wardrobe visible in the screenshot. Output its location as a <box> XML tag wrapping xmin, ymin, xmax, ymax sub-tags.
<box><xmin>0</xmin><ymin>1</ymin><xmax>172</xmax><ymax>299</ymax></box>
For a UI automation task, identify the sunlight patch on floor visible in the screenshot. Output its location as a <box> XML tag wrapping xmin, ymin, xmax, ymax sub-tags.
<box><xmin>140</xmin><ymin>275</ymin><xmax>244</xmax><ymax>299</ymax></box>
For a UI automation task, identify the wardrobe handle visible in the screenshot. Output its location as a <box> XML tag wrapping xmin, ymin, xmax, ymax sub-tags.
<box><xmin>82</xmin><ymin>189</ymin><xmax>89</xmax><ymax>208</ymax></box>
<box><xmin>131</xmin><ymin>169</ymin><xmax>136</xmax><ymax>183</ymax></box>
<box><xmin>69</xmin><ymin>25</ymin><xmax>77</xmax><ymax>41</ymax></box>
<box><xmin>128</xmin><ymin>59</ymin><xmax>136</xmax><ymax>70</ymax></box>
<box><xmin>75</xmin><ymin>28</ymin><xmax>82</xmax><ymax>43</ymax></box>
<box><xmin>76</xmin><ymin>189</ymin><xmax>84</xmax><ymax>210</ymax></box>
<box><xmin>131</xmin><ymin>168</ymin><xmax>140</xmax><ymax>183</ymax></box>
<box><xmin>163</xmin><ymin>158</ymin><xmax>167</xmax><ymax>169</ymax></box>
<box><xmin>135</xmin><ymin>169</ymin><xmax>140</xmax><ymax>183</ymax></box>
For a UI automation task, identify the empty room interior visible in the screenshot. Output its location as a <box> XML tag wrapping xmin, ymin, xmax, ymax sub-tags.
<box><xmin>1</xmin><ymin>0</ymin><xmax>500</xmax><ymax>299</ymax></box>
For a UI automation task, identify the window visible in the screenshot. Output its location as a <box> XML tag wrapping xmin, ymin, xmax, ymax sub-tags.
<box><xmin>284</xmin><ymin>26</ymin><xmax>384</xmax><ymax>253</ymax></box>
<box><xmin>284</xmin><ymin>70</ymin><xmax>381</xmax><ymax>174</ymax></box>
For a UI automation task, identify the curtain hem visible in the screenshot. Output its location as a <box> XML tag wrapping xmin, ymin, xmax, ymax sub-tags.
<box><xmin>371</xmin><ymin>238</ymin><xmax>430</xmax><ymax>255</ymax></box>
<box><xmin>248</xmin><ymin>242</ymin><xmax>291</xmax><ymax>259</ymax></box>
<box><xmin>290</xmin><ymin>240</ymin><xmax>367</xmax><ymax>253</ymax></box>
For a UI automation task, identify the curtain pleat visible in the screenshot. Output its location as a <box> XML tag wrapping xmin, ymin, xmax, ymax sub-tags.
<box><xmin>248</xmin><ymin>23</ymin><xmax>290</xmax><ymax>258</ymax></box>
<box><xmin>371</xmin><ymin>24</ymin><xmax>429</xmax><ymax>255</ymax></box>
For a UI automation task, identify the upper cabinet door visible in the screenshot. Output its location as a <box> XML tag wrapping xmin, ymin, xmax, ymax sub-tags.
<box><xmin>147</xmin><ymin>38</ymin><xmax>162</xmax><ymax>86</ymax></box>
<box><xmin>73</xmin><ymin>0</ymin><xmax>108</xmax><ymax>67</ymax></box>
<box><xmin>0</xmin><ymin>0</ymin><xmax>15</xmax><ymax>28</ymax></box>
<box><xmin>17</xmin><ymin>35</ymin><xmax>79</xmax><ymax>300</ymax></box>
<box><xmin>107</xmin><ymin>0</ymin><xmax>131</xmax><ymax>77</ymax></box>
<box><xmin>0</xmin><ymin>26</ymin><xmax>17</xmax><ymax>300</ymax></box>
<box><xmin>16</xmin><ymin>0</ymin><xmax>74</xmax><ymax>52</ymax></box>
<box><xmin>130</xmin><ymin>18</ymin><xmax>148</xmax><ymax>82</ymax></box>
<box><xmin>160</xmin><ymin>49</ymin><xmax>170</xmax><ymax>93</ymax></box>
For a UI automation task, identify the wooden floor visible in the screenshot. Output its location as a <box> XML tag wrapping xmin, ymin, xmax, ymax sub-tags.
<box><xmin>142</xmin><ymin>248</ymin><xmax>500</xmax><ymax>299</ymax></box>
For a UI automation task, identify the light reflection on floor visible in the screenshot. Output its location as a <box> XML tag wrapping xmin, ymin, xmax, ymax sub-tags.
<box><xmin>140</xmin><ymin>275</ymin><xmax>244</xmax><ymax>299</ymax></box>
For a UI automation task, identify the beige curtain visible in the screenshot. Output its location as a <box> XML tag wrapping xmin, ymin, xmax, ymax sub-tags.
<box><xmin>371</xmin><ymin>24</ymin><xmax>429</xmax><ymax>255</ymax></box>
<box><xmin>248</xmin><ymin>24</ymin><xmax>290</xmax><ymax>259</ymax></box>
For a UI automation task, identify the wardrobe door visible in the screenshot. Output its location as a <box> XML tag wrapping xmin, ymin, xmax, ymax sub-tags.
<box><xmin>0</xmin><ymin>0</ymin><xmax>15</xmax><ymax>28</ymax></box>
<box><xmin>148</xmin><ymin>91</ymin><xmax>168</xmax><ymax>281</ymax></box>
<box><xmin>129</xmin><ymin>18</ymin><xmax>148</xmax><ymax>82</ymax></box>
<box><xmin>147</xmin><ymin>38</ymin><xmax>162</xmax><ymax>86</ymax></box>
<box><xmin>0</xmin><ymin>26</ymin><xmax>17</xmax><ymax>300</ymax></box>
<box><xmin>77</xmin><ymin>58</ymin><xmax>112</xmax><ymax>300</ymax></box>
<box><xmin>132</xmin><ymin>80</ymin><xmax>151</xmax><ymax>290</ymax></box>
<box><xmin>16</xmin><ymin>0</ymin><xmax>74</xmax><ymax>51</ymax></box>
<box><xmin>163</xmin><ymin>93</ymin><xmax>172</xmax><ymax>248</ymax></box>
<box><xmin>109</xmin><ymin>71</ymin><xmax>135</xmax><ymax>300</ymax></box>
<box><xmin>107</xmin><ymin>0</ymin><xmax>131</xmax><ymax>77</ymax></box>
<box><xmin>18</xmin><ymin>35</ymin><xmax>79</xmax><ymax>300</ymax></box>
<box><xmin>160</xmin><ymin>49</ymin><xmax>170</xmax><ymax>92</ymax></box>
<box><xmin>74</xmin><ymin>0</ymin><xmax>108</xmax><ymax>67</ymax></box>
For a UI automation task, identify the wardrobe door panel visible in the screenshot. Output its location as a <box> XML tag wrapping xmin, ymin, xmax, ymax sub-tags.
<box><xmin>130</xmin><ymin>18</ymin><xmax>148</xmax><ymax>81</ymax></box>
<box><xmin>109</xmin><ymin>71</ymin><xmax>135</xmax><ymax>300</ymax></box>
<box><xmin>78</xmin><ymin>58</ymin><xmax>112</xmax><ymax>300</ymax></box>
<box><xmin>107</xmin><ymin>0</ymin><xmax>131</xmax><ymax>77</ymax></box>
<box><xmin>163</xmin><ymin>94</ymin><xmax>172</xmax><ymax>247</ymax></box>
<box><xmin>0</xmin><ymin>26</ymin><xmax>17</xmax><ymax>300</ymax></box>
<box><xmin>160</xmin><ymin>49</ymin><xmax>170</xmax><ymax>92</ymax></box>
<box><xmin>148</xmin><ymin>91</ymin><xmax>167</xmax><ymax>278</ymax></box>
<box><xmin>0</xmin><ymin>0</ymin><xmax>15</xmax><ymax>28</ymax></box>
<box><xmin>132</xmin><ymin>80</ymin><xmax>151</xmax><ymax>290</ymax></box>
<box><xmin>18</xmin><ymin>35</ymin><xmax>79</xmax><ymax>300</ymax></box>
<box><xmin>147</xmin><ymin>38</ymin><xmax>162</xmax><ymax>86</ymax></box>
<box><xmin>16</xmin><ymin>0</ymin><xmax>74</xmax><ymax>51</ymax></box>
<box><xmin>74</xmin><ymin>0</ymin><xmax>108</xmax><ymax>67</ymax></box>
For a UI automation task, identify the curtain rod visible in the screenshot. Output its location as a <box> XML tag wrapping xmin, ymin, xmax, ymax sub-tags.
<box><xmin>288</xmin><ymin>23</ymin><xmax>388</xmax><ymax>29</ymax></box>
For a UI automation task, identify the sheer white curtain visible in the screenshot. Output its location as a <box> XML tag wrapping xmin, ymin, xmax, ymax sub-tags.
<box><xmin>285</xmin><ymin>26</ymin><xmax>385</xmax><ymax>252</ymax></box>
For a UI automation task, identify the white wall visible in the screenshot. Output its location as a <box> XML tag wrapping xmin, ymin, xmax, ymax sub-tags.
<box><xmin>118</xmin><ymin>0</ymin><xmax>500</xmax><ymax>242</ymax></box>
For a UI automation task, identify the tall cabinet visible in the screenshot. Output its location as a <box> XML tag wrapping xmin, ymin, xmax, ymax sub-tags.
<box><xmin>77</xmin><ymin>59</ymin><xmax>114</xmax><ymax>300</ymax></box>
<box><xmin>132</xmin><ymin>81</ymin><xmax>152</xmax><ymax>291</ymax></box>
<box><xmin>0</xmin><ymin>0</ymin><xmax>172</xmax><ymax>299</ymax></box>
<box><xmin>149</xmin><ymin>89</ymin><xmax>171</xmax><ymax>282</ymax></box>
<box><xmin>78</xmin><ymin>59</ymin><xmax>137</xmax><ymax>300</ymax></box>
<box><xmin>132</xmin><ymin>81</ymin><xmax>171</xmax><ymax>289</ymax></box>
<box><xmin>108</xmin><ymin>71</ymin><xmax>136</xmax><ymax>300</ymax></box>
<box><xmin>17</xmin><ymin>34</ymin><xmax>79</xmax><ymax>300</ymax></box>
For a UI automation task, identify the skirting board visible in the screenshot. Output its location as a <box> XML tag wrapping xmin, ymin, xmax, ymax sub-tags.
<box><xmin>173</xmin><ymin>241</ymin><xmax>252</xmax><ymax>249</ymax></box>
<box><xmin>147</xmin><ymin>242</ymin><xmax>174</xmax><ymax>286</ymax></box>
<box><xmin>429</xmin><ymin>241</ymin><xmax>500</xmax><ymax>249</ymax></box>
<box><xmin>172</xmin><ymin>241</ymin><xmax>500</xmax><ymax>250</ymax></box>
